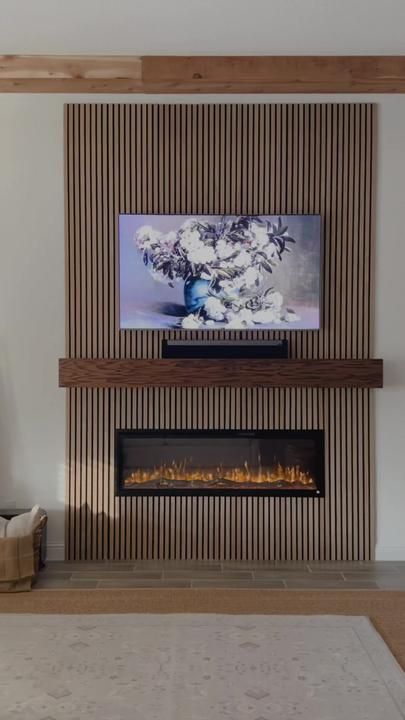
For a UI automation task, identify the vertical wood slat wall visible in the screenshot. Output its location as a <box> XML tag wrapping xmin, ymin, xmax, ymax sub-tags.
<box><xmin>65</xmin><ymin>103</ymin><xmax>375</xmax><ymax>561</ymax></box>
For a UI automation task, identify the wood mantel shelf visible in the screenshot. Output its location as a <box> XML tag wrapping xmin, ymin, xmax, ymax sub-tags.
<box><xmin>59</xmin><ymin>358</ymin><xmax>383</xmax><ymax>389</ymax></box>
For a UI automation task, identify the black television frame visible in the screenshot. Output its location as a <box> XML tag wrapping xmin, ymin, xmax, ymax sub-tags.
<box><xmin>118</xmin><ymin>213</ymin><xmax>323</xmax><ymax>332</ymax></box>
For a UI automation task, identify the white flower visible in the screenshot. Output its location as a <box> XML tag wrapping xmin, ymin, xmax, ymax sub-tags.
<box><xmin>188</xmin><ymin>245</ymin><xmax>216</xmax><ymax>265</ymax></box>
<box><xmin>181</xmin><ymin>313</ymin><xmax>203</xmax><ymax>329</ymax></box>
<box><xmin>216</xmin><ymin>239</ymin><xmax>235</xmax><ymax>259</ymax></box>
<box><xmin>226</xmin><ymin>316</ymin><xmax>247</xmax><ymax>329</ymax></box>
<box><xmin>267</xmin><ymin>290</ymin><xmax>283</xmax><ymax>308</ymax></box>
<box><xmin>204</xmin><ymin>297</ymin><xmax>226</xmax><ymax>321</ymax></box>
<box><xmin>234</xmin><ymin>249</ymin><xmax>252</xmax><ymax>268</ymax></box>
<box><xmin>180</xmin><ymin>217</ymin><xmax>198</xmax><ymax>231</ymax></box>
<box><xmin>243</xmin><ymin>267</ymin><xmax>261</xmax><ymax>287</ymax></box>
<box><xmin>219</xmin><ymin>276</ymin><xmax>244</xmax><ymax>294</ymax></box>
<box><xmin>179</xmin><ymin>229</ymin><xmax>203</xmax><ymax>251</ymax></box>
<box><xmin>160</xmin><ymin>231</ymin><xmax>177</xmax><ymax>251</ymax></box>
<box><xmin>135</xmin><ymin>225</ymin><xmax>162</xmax><ymax>249</ymax></box>
<box><xmin>250</xmin><ymin>223</ymin><xmax>269</xmax><ymax>248</ymax></box>
<box><xmin>252</xmin><ymin>309</ymin><xmax>278</xmax><ymax>324</ymax></box>
<box><xmin>284</xmin><ymin>309</ymin><xmax>300</xmax><ymax>322</ymax></box>
<box><xmin>239</xmin><ymin>308</ymin><xmax>253</xmax><ymax>324</ymax></box>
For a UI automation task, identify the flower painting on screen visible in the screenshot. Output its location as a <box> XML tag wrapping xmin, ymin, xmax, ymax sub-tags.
<box><xmin>119</xmin><ymin>214</ymin><xmax>321</xmax><ymax>330</ymax></box>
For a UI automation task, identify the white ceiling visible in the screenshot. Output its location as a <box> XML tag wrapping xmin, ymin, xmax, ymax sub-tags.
<box><xmin>0</xmin><ymin>0</ymin><xmax>405</xmax><ymax>55</ymax></box>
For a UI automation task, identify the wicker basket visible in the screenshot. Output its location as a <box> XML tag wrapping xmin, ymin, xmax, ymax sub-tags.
<box><xmin>33</xmin><ymin>514</ymin><xmax>47</xmax><ymax>574</ymax></box>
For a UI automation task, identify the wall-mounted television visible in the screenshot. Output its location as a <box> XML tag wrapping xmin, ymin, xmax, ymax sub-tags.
<box><xmin>119</xmin><ymin>214</ymin><xmax>321</xmax><ymax>330</ymax></box>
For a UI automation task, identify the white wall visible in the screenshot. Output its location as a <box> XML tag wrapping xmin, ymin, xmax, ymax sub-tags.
<box><xmin>1</xmin><ymin>0</ymin><xmax>405</xmax><ymax>54</ymax></box>
<box><xmin>373</xmin><ymin>98</ymin><xmax>405</xmax><ymax>559</ymax></box>
<box><xmin>0</xmin><ymin>96</ymin><xmax>65</xmax><ymax>557</ymax></box>
<box><xmin>0</xmin><ymin>93</ymin><xmax>404</xmax><ymax>559</ymax></box>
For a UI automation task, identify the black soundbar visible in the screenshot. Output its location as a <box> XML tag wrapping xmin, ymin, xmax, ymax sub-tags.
<box><xmin>162</xmin><ymin>339</ymin><xmax>288</xmax><ymax>359</ymax></box>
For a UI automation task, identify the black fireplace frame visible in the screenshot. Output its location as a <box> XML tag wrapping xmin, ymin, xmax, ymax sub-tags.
<box><xmin>115</xmin><ymin>429</ymin><xmax>325</xmax><ymax>498</ymax></box>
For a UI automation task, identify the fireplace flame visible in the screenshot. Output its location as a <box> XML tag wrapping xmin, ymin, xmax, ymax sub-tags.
<box><xmin>123</xmin><ymin>461</ymin><xmax>317</xmax><ymax>490</ymax></box>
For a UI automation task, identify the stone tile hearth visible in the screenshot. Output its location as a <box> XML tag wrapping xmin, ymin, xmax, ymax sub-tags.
<box><xmin>34</xmin><ymin>561</ymin><xmax>405</xmax><ymax>590</ymax></box>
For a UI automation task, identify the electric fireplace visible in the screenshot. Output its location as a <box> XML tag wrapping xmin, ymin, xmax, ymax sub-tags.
<box><xmin>115</xmin><ymin>430</ymin><xmax>324</xmax><ymax>498</ymax></box>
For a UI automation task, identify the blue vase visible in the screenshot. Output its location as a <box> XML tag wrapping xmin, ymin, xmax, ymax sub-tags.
<box><xmin>184</xmin><ymin>277</ymin><xmax>211</xmax><ymax>314</ymax></box>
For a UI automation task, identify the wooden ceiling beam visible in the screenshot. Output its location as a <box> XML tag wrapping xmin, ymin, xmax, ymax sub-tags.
<box><xmin>143</xmin><ymin>55</ymin><xmax>405</xmax><ymax>93</ymax></box>
<box><xmin>0</xmin><ymin>55</ymin><xmax>144</xmax><ymax>93</ymax></box>
<box><xmin>1</xmin><ymin>54</ymin><xmax>405</xmax><ymax>93</ymax></box>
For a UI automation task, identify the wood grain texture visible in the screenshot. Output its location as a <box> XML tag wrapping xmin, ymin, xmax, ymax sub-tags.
<box><xmin>64</xmin><ymin>103</ymin><xmax>375</xmax><ymax>561</ymax></box>
<box><xmin>59</xmin><ymin>358</ymin><xmax>383</xmax><ymax>389</ymax></box>
<box><xmin>0</xmin><ymin>55</ymin><xmax>143</xmax><ymax>92</ymax></box>
<box><xmin>1</xmin><ymin>55</ymin><xmax>405</xmax><ymax>93</ymax></box>
<box><xmin>143</xmin><ymin>55</ymin><xmax>405</xmax><ymax>94</ymax></box>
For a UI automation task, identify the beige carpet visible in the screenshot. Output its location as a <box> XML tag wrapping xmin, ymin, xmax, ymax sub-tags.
<box><xmin>2</xmin><ymin>613</ymin><xmax>405</xmax><ymax>719</ymax></box>
<box><xmin>1</xmin><ymin>588</ymin><xmax>405</xmax><ymax>670</ymax></box>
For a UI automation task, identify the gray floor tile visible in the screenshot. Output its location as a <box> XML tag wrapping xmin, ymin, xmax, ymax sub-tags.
<box><xmin>357</xmin><ymin>561</ymin><xmax>402</xmax><ymax>571</ymax></box>
<box><xmin>285</xmin><ymin>578</ymin><xmax>379</xmax><ymax>589</ymax></box>
<box><xmin>97</xmin><ymin>579</ymin><xmax>192</xmax><ymax>588</ymax></box>
<box><xmin>163</xmin><ymin>570</ymin><xmax>253</xmax><ymax>579</ymax></box>
<box><xmin>34</xmin><ymin>578</ymin><xmax>99</xmax><ymax>589</ymax></box>
<box><xmin>376</xmin><ymin>577</ymin><xmax>405</xmax><ymax>589</ymax></box>
<box><xmin>253</xmin><ymin>571</ymin><xmax>344</xmax><ymax>581</ymax></box>
<box><xmin>46</xmin><ymin>561</ymin><xmax>136</xmax><ymax>571</ymax></box>
<box><xmin>341</xmin><ymin>580</ymin><xmax>380</xmax><ymax>589</ymax></box>
<box><xmin>308</xmin><ymin>561</ymin><xmax>400</xmax><ymax>573</ymax></box>
<box><xmin>37</xmin><ymin>571</ymin><xmax>73</xmax><ymax>581</ymax></box>
<box><xmin>393</xmin><ymin>562</ymin><xmax>405</xmax><ymax>572</ymax></box>
<box><xmin>342</xmin><ymin>571</ymin><xmax>401</xmax><ymax>581</ymax></box>
<box><xmin>134</xmin><ymin>561</ymin><xmax>222</xmax><ymax>571</ymax></box>
<box><xmin>307</xmin><ymin>562</ymin><xmax>365</xmax><ymax>571</ymax></box>
<box><xmin>71</xmin><ymin>571</ymin><xmax>163</xmax><ymax>580</ymax></box>
<box><xmin>37</xmin><ymin>560</ymin><xmax>405</xmax><ymax>590</ymax></box>
<box><xmin>254</xmin><ymin>564</ymin><xmax>311</xmax><ymax>573</ymax></box>
<box><xmin>191</xmin><ymin>579</ymin><xmax>286</xmax><ymax>588</ymax></box>
<box><xmin>221</xmin><ymin>561</ymin><xmax>310</xmax><ymax>571</ymax></box>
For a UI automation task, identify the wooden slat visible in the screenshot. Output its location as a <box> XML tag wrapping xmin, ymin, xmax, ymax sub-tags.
<box><xmin>1</xmin><ymin>55</ymin><xmax>405</xmax><ymax>93</ymax></box>
<box><xmin>59</xmin><ymin>358</ymin><xmax>383</xmax><ymax>389</ymax></box>
<box><xmin>65</xmin><ymin>103</ymin><xmax>375</xmax><ymax>561</ymax></box>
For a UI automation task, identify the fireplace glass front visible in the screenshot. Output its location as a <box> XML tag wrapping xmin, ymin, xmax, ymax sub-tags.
<box><xmin>115</xmin><ymin>430</ymin><xmax>324</xmax><ymax>498</ymax></box>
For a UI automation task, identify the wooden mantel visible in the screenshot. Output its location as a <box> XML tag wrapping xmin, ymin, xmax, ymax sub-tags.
<box><xmin>1</xmin><ymin>55</ymin><xmax>405</xmax><ymax>93</ymax></box>
<box><xmin>59</xmin><ymin>358</ymin><xmax>383</xmax><ymax>389</ymax></box>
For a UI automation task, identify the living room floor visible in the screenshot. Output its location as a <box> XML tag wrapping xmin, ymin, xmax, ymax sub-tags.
<box><xmin>34</xmin><ymin>560</ymin><xmax>405</xmax><ymax>590</ymax></box>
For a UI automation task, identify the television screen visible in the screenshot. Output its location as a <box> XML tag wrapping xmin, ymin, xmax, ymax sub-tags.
<box><xmin>119</xmin><ymin>214</ymin><xmax>321</xmax><ymax>330</ymax></box>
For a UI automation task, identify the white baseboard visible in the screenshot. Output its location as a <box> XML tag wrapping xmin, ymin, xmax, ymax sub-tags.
<box><xmin>46</xmin><ymin>542</ymin><xmax>65</xmax><ymax>562</ymax></box>
<box><xmin>375</xmin><ymin>546</ymin><xmax>405</xmax><ymax>561</ymax></box>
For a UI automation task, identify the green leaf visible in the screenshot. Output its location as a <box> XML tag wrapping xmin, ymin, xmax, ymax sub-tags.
<box><xmin>261</xmin><ymin>260</ymin><xmax>274</xmax><ymax>273</ymax></box>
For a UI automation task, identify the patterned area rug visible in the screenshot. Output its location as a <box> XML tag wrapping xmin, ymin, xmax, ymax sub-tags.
<box><xmin>1</xmin><ymin>614</ymin><xmax>405</xmax><ymax>719</ymax></box>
